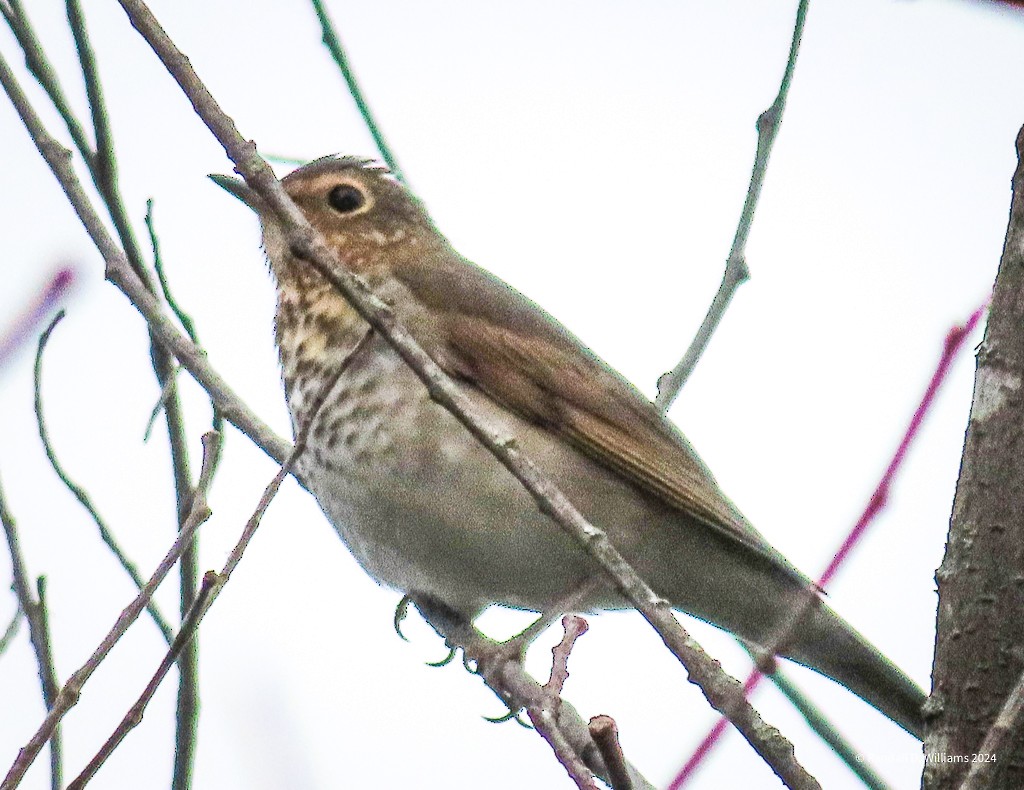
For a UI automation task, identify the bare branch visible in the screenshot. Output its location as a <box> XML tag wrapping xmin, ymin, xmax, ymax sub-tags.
<box><xmin>655</xmin><ymin>0</ymin><xmax>810</xmax><ymax>409</ymax></box>
<box><xmin>66</xmin><ymin>572</ymin><xmax>219</xmax><ymax>790</ymax></box>
<box><xmin>744</xmin><ymin>655</ymin><xmax>891</xmax><ymax>790</ymax></box>
<box><xmin>530</xmin><ymin>617</ymin><xmax>599</xmax><ymax>790</ymax></box>
<box><xmin>9</xmin><ymin>6</ymin><xmax>210</xmax><ymax>780</ymax></box>
<box><xmin>0</xmin><ymin>476</ymin><xmax>62</xmax><ymax>790</ymax></box>
<box><xmin>34</xmin><ymin>311</ymin><xmax>174</xmax><ymax>645</ymax></box>
<box><xmin>0</xmin><ymin>432</ymin><xmax>220</xmax><ymax>790</ymax></box>
<box><xmin>144</xmin><ymin>199</ymin><xmax>197</xmax><ymax>344</ymax></box>
<box><xmin>530</xmin><ymin>707</ymin><xmax>601</xmax><ymax>790</ymax></box>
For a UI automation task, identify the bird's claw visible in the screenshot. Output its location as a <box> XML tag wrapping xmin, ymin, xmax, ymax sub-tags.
<box><xmin>426</xmin><ymin>646</ymin><xmax>457</xmax><ymax>667</ymax></box>
<box><xmin>393</xmin><ymin>595</ymin><xmax>412</xmax><ymax>641</ymax></box>
<box><xmin>483</xmin><ymin>706</ymin><xmax>533</xmax><ymax>729</ymax></box>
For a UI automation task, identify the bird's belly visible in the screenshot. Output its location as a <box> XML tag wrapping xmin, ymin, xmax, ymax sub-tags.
<box><xmin>295</xmin><ymin>353</ymin><xmax>616</xmax><ymax>616</ymax></box>
<box><xmin>291</xmin><ymin>348</ymin><xmax>806</xmax><ymax>637</ymax></box>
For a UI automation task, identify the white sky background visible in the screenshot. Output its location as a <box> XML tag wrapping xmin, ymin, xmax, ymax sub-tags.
<box><xmin>0</xmin><ymin>1</ymin><xmax>1021</xmax><ymax>788</ymax></box>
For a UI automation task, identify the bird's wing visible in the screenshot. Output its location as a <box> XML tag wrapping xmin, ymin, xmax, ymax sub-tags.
<box><xmin>394</xmin><ymin>254</ymin><xmax>783</xmax><ymax>562</ymax></box>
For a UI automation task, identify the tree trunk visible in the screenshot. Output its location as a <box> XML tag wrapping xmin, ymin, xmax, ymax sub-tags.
<box><xmin>925</xmin><ymin>123</ymin><xmax>1024</xmax><ymax>789</ymax></box>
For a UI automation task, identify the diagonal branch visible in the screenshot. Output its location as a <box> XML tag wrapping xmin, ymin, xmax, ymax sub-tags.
<box><xmin>107</xmin><ymin>2</ymin><xmax>821</xmax><ymax>787</ymax></box>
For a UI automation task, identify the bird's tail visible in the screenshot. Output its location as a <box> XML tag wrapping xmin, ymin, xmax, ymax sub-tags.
<box><xmin>771</xmin><ymin>600</ymin><xmax>927</xmax><ymax>739</ymax></box>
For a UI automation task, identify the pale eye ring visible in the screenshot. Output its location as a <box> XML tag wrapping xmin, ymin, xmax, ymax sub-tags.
<box><xmin>328</xmin><ymin>184</ymin><xmax>366</xmax><ymax>213</ymax></box>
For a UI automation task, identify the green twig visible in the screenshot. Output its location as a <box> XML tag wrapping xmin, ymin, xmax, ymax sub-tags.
<box><xmin>145</xmin><ymin>199</ymin><xmax>197</xmax><ymax>342</ymax></box>
<box><xmin>144</xmin><ymin>199</ymin><xmax>224</xmax><ymax>434</ymax></box>
<box><xmin>308</xmin><ymin>0</ymin><xmax>405</xmax><ymax>182</ymax></box>
<box><xmin>263</xmin><ymin>152</ymin><xmax>308</xmax><ymax>167</ymax></box>
<box><xmin>756</xmin><ymin>657</ymin><xmax>891</xmax><ymax>790</ymax></box>
<box><xmin>34</xmin><ymin>311</ymin><xmax>174</xmax><ymax>646</ymax></box>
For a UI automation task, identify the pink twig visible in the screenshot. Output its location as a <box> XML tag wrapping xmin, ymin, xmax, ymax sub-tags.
<box><xmin>670</xmin><ymin>300</ymin><xmax>989</xmax><ymax>788</ymax></box>
<box><xmin>0</xmin><ymin>268</ymin><xmax>76</xmax><ymax>367</ymax></box>
<box><xmin>546</xmin><ymin>615</ymin><xmax>589</xmax><ymax>696</ymax></box>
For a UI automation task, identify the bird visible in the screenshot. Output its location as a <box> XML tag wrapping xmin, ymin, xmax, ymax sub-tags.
<box><xmin>211</xmin><ymin>156</ymin><xmax>926</xmax><ymax>738</ymax></box>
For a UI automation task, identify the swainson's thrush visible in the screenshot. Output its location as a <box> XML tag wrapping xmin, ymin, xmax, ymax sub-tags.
<box><xmin>212</xmin><ymin>157</ymin><xmax>925</xmax><ymax>737</ymax></box>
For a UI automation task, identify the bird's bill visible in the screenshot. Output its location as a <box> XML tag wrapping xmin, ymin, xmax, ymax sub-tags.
<box><xmin>208</xmin><ymin>173</ymin><xmax>261</xmax><ymax>212</ymax></box>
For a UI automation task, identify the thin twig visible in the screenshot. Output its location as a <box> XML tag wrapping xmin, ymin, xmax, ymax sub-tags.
<box><xmin>0</xmin><ymin>475</ymin><xmax>62</xmax><ymax>790</ymax></box>
<box><xmin>66</xmin><ymin>572</ymin><xmax>219</xmax><ymax>790</ymax></box>
<box><xmin>64</xmin><ymin>0</ymin><xmax>111</xmax><ymax>190</ymax></box>
<box><xmin>589</xmin><ymin>716</ymin><xmax>632</xmax><ymax>790</ymax></box>
<box><xmin>145</xmin><ymin>199</ymin><xmax>224</xmax><ymax>436</ymax></box>
<box><xmin>741</xmin><ymin>646</ymin><xmax>891</xmax><ymax>790</ymax></box>
<box><xmin>145</xmin><ymin>199</ymin><xmax>197</xmax><ymax>342</ymax></box>
<box><xmin>529</xmin><ymin>617</ymin><xmax>599</xmax><ymax>790</ymax></box>
<box><xmin>0</xmin><ymin>603</ymin><xmax>22</xmax><ymax>658</ymax></box>
<box><xmin>655</xmin><ymin>0</ymin><xmax>810</xmax><ymax>410</ymax></box>
<box><xmin>0</xmin><ymin>72</ymin><xmax>283</xmax><ymax>788</ymax></box>
<box><xmin>34</xmin><ymin>311</ymin><xmax>174</xmax><ymax>645</ymax></box>
<box><xmin>62</xmin><ymin>0</ymin><xmax>151</xmax><ymax>288</ymax></box>
<box><xmin>107</xmin><ymin>4</ymin><xmax>822</xmax><ymax>787</ymax></box>
<box><xmin>545</xmin><ymin>615</ymin><xmax>588</xmax><ymax>696</ymax></box>
<box><xmin>142</xmin><ymin>364</ymin><xmax>181</xmax><ymax>442</ymax></box>
<box><xmin>33</xmin><ymin>578</ymin><xmax>60</xmax><ymax>790</ymax></box>
<box><xmin>529</xmin><ymin>705</ymin><xmax>601</xmax><ymax>790</ymax></box>
<box><xmin>67</xmin><ymin>330</ymin><xmax>372</xmax><ymax>790</ymax></box>
<box><xmin>0</xmin><ymin>433</ymin><xmax>220</xmax><ymax>790</ymax></box>
<box><xmin>307</xmin><ymin>0</ymin><xmax>405</xmax><ymax>182</ymax></box>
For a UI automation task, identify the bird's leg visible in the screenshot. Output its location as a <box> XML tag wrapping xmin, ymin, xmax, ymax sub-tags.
<box><xmin>409</xmin><ymin>594</ymin><xmax>500</xmax><ymax>665</ymax></box>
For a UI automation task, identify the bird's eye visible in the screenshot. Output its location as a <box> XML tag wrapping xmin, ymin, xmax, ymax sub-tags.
<box><xmin>328</xmin><ymin>184</ymin><xmax>366</xmax><ymax>214</ymax></box>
